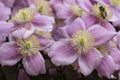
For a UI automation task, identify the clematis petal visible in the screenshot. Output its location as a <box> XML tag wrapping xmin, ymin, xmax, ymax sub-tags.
<box><xmin>23</xmin><ymin>52</ymin><xmax>46</xmax><ymax>76</ymax></box>
<box><xmin>66</xmin><ymin>18</ymin><xmax>85</xmax><ymax>37</ymax></box>
<box><xmin>117</xmin><ymin>34</ymin><xmax>120</xmax><ymax>50</ymax></box>
<box><xmin>63</xmin><ymin>0</ymin><xmax>76</xmax><ymax>5</ymax></box>
<box><xmin>12</xmin><ymin>0</ymin><xmax>32</xmax><ymax>15</ymax></box>
<box><xmin>0</xmin><ymin>42</ymin><xmax>21</xmax><ymax>66</ymax></box>
<box><xmin>37</xmin><ymin>35</ymin><xmax>55</xmax><ymax>50</ymax></box>
<box><xmin>31</xmin><ymin>13</ymin><xmax>54</xmax><ymax>32</ymax></box>
<box><xmin>95</xmin><ymin>0</ymin><xmax>110</xmax><ymax>5</ymax></box>
<box><xmin>109</xmin><ymin>48</ymin><xmax>120</xmax><ymax>66</ymax></box>
<box><xmin>11</xmin><ymin>25</ymin><xmax>34</xmax><ymax>39</ymax></box>
<box><xmin>109</xmin><ymin>8</ymin><xmax>120</xmax><ymax>22</ymax></box>
<box><xmin>48</xmin><ymin>39</ymin><xmax>78</xmax><ymax>66</ymax></box>
<box><xmin>113</xmin><ymin>20</ymin><xmax>120</xmax><ymax>27</ymax></box>
<box><xmin>0</xmin><ymin>22</ymin><xmax>13</xmax><ymax>45</ymax></box>
<box><xmin>0</xmin><ymin>1</ymin><xmax>11</xmax><ymax>21</ymax></box>
<box><xmin>51</xmin><ymin>2</ymin><xmax>73</xmax><ymax>19</ymax></box>
<box><xmin>76</xmin><ymin>0</ymin><xmax>92</xmax><ymax>13</ymax></box>
<box><xmin>78</xmin><ymin>48</ymin><xmax>102</xmax><ymax>76</ymax></box>
<box><xmin>99</xmin><ymin>20</ymin><xmax>116</xmax><ymax>32</ymax></box>
<box><xmin>81</xmin><ymin>14</ymin><xmax>98</xmax><ymax>28</ymax></box>
<box><xmin>0</xmin><ymin>0</ymin><xmax>15</xmax><ymax>7</ymax></box>
<box><xmin>97</xmin><ymin>55</ymin><xmax>118</xmax><ymax>78</ymax></box>
<box><xmin>88</xmin><ymin>25</ymin><xmax>116</xmax><ymax>46</ymax></box>
<box><xmin>52</xmin><ymin>26</ymin><xmax>69</xmax><ymax>40</ymax></box>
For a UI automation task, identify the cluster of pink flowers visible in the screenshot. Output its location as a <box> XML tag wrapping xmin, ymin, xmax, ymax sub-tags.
<box><xmin>0</xmin><ymin>0</ymin><xmax>120</xmax><ymax>79</ymax></box>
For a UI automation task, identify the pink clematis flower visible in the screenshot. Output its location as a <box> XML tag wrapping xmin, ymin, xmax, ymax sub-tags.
<box><xmin>94</xmin><ymin>0</ymin><xmax>120</xmax><ymax>27</ymax></box>
<box><xmin>96</xmin><ymin>41</ymin><xmax>120</xmax><ymax>78</ymax></box>
<box><xmin>0</xmin><ymin>35</ymin><xmax>47</xmax><ymax>76</ymax></box>
<box><xmin>48</xmin><ymin>18</ymin><xmax>116</xmax><ymax>76</ymax></box>
<box><xmin>9</xmin><ymin>7</ymin><xmax>54</xmax><ymax>39</ymax></box>
<box><xmin>76</xmin><ymin>0</ymin><xmax>117</xmax><ymax>32</ymax></box>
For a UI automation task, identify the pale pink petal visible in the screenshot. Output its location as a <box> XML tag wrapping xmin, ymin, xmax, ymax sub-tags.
<box><xmin>48</xmin><ymin>39</ymin><xmax>78</xmax><ymax>66</ymax></box>
<box><xmin>88</xmin><ymin>25</ymin><xmax>116</xmax><ymax>46</ymax></box>
<box><xmin>97</xmin><ymin>55</ymin><xmax>118</xmax><ymax>78</ymax></box>
<box><xmin>66</xmin><ymin>18</ymin><xmax>85</xmax><ymax>36</ymax></box>
<box><xmin>76</xmin><ymin>0</ymin><xmax>92</xmax><ymax>13</ymax></box>
<box><xmin>109</xmin><ymin>48</ymin><xmax>120</xmax><ymax>66</ymax></box>
<box><xmin>0</xmin><ymin>22</ymin><xmax>13</xmax><ymax>44</ymax></box>
<box><xmin>0</xmin><ymin>2</ymin><xmax>11</xmax><ymax>21</ymax></box>
<box><xmin>81</xmin><ymin>14</ymin><xmax>98</xmax><ymax>29</ymax></box>
<box><xmin>113</xmin><ymin>20</ymin><xmax>120</xmax><ymax>27</ymax></box>
<box><xmin>52</xmin><ymin>26</ymin><xmax>69</xmax><ymax>40</ymax></box>
<box><xmin>37</xmin><ymin>36</ymin><xmax>55</xmax><ymax>50</ymax></box>
<box><xmin>78</xmin><ymin>48</ymin><xmax>102</xmax><ymax>76</ymax></box>
<box><xmin>12</xmin><ymin>0</ymin><xmax>31</xmax><ymax>15</ymax></box>
<box><xmin>99</xmin><ymin>20</ymin><xmax>116</xmax><ymax>32</ymax></box>
<box><xmin>0</xmin><ymin>0</ymin><xmax>15</xmax><ymax>7</ymax></box>
<box><xmin>63</xmin><ymin>0</ymin><xmax>76</xmax><ymax>5</ymax></box>
<box><xmin>116</xmin><ymin>34</ymin><xmax>120</xmax><ymax>50</ymax></box>
<box><xmin>52</xmin><ymin>3</ymin><xmax>73</xmax><ymax>19</ymax></box>
<box><xmin>0</xmin><ymin>42</ymin><xmax>21</xmax><ymax>66</ymax></box>
<box><xmin>23</xmin><ymin>52</ymin><xmax>46</xmax><ymax>76</ymax></box>
<box><xmin>11</xmin><ymin>26</ymin><xmax>34</xmax><ymax>39</ymax></box>
<box><xmin>95</xmin><ymin>0</ymin><xmax>110</xmax><ymax>5</ymax></box>
<box><xmin>109</xmin><ymin>8</ymin><xmax>120</xmax><ymax>22</ymax></box>
<box><xmin>32</xmin><ymin>13</ymin><xmax>54</xmax><ymax>32</ymax></box>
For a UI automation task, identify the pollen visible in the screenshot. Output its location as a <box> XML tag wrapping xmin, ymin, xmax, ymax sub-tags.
<box><xmin>16</xmin><ymin>35</ymin><xmax>40</xmax><ymax>56</ymax></box>
<box><xmin>92</xmin><ymin>3</ymin><xmax>112</xmax><ymax>20</ymax></box>
<box><xmin>12</xmin><ymin>8</ymin><xmax>35</xmax><ymax>23</ymax></box>
<box><xmin>70</xmin><ymin>30</ymin><xmax>95</xmax><ymax>55</ymax></box>
<box><xmin>70</xmin><ymin>4</ymin><xmax>84</xmax><ymax>17</ymax></box>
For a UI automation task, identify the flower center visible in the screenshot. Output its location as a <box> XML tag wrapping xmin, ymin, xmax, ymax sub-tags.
<box><xmin>70</xmin><ymin>4</ymin><xmax>84</xmax><ymax>17</ymax></box>
<box><xmin>92</xmin><ymin>3</ymin><xmax>112</xmax><ymax>20</ymax></box>
<box><xmin>24</xmin><ymin>41</ymin><xmax>32</xmax><ymax>50</ymax></box>
<box><xmin>34</xmin><ymin>0</ymin><xmax>52</xmax><ymax>16</ymax></box>
<box><xmin>12</xmin><ymin>8</ymin><xmax>35</xmax><ymax>23</ymax></box>
<box><xmin>70</xmin><ymin>30</ymin><xmax>95</xmax><ymax>55</ymax></box>
<box><xmin>97</xmin><ymin>45</ymin><xmax>108</xmax><ymax>56</ymax></box>
<box><xmin>110</xmin><ymin>0</ymin><xmax>120</xmax><ymax>6</ymax></box>
<box><xmin>16</xmin><ymin>35</ymin><xmax>40</xmax><ymax>56</ymax></box>
<box><xmin>97</xmin><ymin>41</ymin><xmax>116</xmax><ymax>56</ymax></box>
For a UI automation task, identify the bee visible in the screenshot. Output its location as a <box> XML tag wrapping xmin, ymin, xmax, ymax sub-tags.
<box><xmin>99</xmin><ymin>6</ymin><xmax>107</xmax><ymax>19</ymax></box>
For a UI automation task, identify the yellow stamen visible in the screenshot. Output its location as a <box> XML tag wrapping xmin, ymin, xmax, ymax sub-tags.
<box><xmin>70</xmin><ymin>4</ymin><xmax>84</xmax><ymax>17</ymax></box>
<box><xmin>70</xmin><ymin>30</ymin><xmax>95</xmax><ymax>55</ymax></box>
<box><xmin>16</xmin><ymin>35</ymin><xmax>40</xmax><ymax>56</ymax></box>
<box><xmin>34</xmin><ymin>0</ymin><xmax>52</xmax><ymax>16</ymax></box>
<box><xmin>12</xmin><ymin>8</ymin><xmax>35</xmax><ymax>23</ymax></box>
